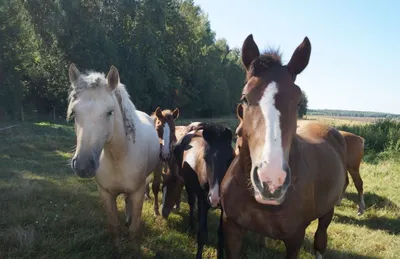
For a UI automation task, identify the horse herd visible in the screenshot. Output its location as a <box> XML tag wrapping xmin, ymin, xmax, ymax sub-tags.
<box><xmin>66</xmin><ymin>34</ymin><xmax>366</xmax><ymax>259</ymax></box>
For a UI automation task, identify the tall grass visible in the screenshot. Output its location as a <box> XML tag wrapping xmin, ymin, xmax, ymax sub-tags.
<box><xmin>336</xmin><ymin>118</ymin><xmax>400</xmax><ymax>162</ymax></box>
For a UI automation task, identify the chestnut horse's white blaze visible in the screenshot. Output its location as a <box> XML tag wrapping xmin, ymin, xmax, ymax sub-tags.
<box><xmin>161</xmin><ymin>123</ymin><xmax>171</xmax><ymax>159</ymax></box>
<box><xmin>249</xmin><ymin>81</ymin><xmax>287</xmax><ymax>204</ymax></box>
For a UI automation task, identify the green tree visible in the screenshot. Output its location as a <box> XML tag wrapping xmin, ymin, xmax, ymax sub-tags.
<box><xmin>298</xmin><ymin>90</ymin><xmax>308</xmax><ymax>118</ymax></box>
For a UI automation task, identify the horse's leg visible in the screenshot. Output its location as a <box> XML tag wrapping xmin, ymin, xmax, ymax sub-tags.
<box><xmin>99</xmin><ymin>189</ymin><xmax>121</xmax><ymax>257</ymax></box>
<box><xmin>173</xmin><ymin>181</ymin><xmax>184</xmax><ymax>212</ymax></box>
<box><xmin>217</xmin><ymin>208</ymin><xmax>224</xmax><ymax>259</ymax></box>
<box><xmin>283</xmin><ymin>227</ymin><xmax>306</xmax><ymax>259</ymax></box>
<box><xmin>349</xmin><ymin>166</ymin><xmax>365</xmax><ymax>215</ymax></box>
<box><xmin>337</xmin><ymin>172</ymin><xmax>349</xmax><ymax>206</ymax></box>
<box><xmin>195</xmin><ymin>196</ymin><xmax>209</xmax><ymax>259</ymax></box>
<box><xmin>186</xmin><ymin>185</ymin><xmax>196</xmax><ymax>231</ymax></box>
<box><xmin>152</xmin><ymin>162</ymin><xmax>162</xmax><ymax>216</ymax></box>
<box><xmin>144</xmin><ymin>180</ymin><xmax>151</xmax><ymax>200</ymax></box>
<box><xmin>125</xmin><ymin>194</ymin><xmax>132</xmax><ymax>227</ymax></box>
<box><xmin>127</xmin><ymin>184</ymin><xmax>146</xmax><ymax>257</ymax></box>
<box><xmin>257</xmin><ymin>234</ymin><xmax>266</xmax><ymax>248</ymax></box>
<box><xmin>223</xmin><ymin>214</ymin><xmax>245</xmax><ymax>259</ymax></box>
<box><xmin>313</xmin><ymin>208</ymin><xmax>334</xmax><ymax>259</ymax></box>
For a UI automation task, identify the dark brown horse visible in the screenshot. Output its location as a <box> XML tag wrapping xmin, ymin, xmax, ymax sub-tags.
<box><xmin>163</xmin><ymin>122</ymin><xmax>234</xmax><ymax>259</ymax></box>
<box><xmin>145</xmin><ymin>107</ymin><xmax>179</xmax><ymax>216</ymax></box>
<box><xmin>220</xmin><ymin>34</ymin><xmax>347</xmax><ymax>259</ymax></box>
<box><xmin>235</xmin><ymin>105</ymin><xmax>366</xmax><ymax>217</ymax></box>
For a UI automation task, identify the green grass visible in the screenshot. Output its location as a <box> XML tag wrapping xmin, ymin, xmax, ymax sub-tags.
<box><xmin>0</xmin><ymin>121</ymin><xmax>399</xmax><ymax>258</ymax></box>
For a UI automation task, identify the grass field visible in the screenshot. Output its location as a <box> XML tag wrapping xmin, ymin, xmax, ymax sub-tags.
<box><xmin>0</xmin><ymin>117</ymin><xmax>399</xmax><ymax>259</ymax></box>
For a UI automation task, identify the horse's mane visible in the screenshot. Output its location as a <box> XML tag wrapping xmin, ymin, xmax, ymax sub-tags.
<box><xmin>67</xmin><ymin>71</ymin><xmax>137</xmax><ymax>142</ymax></box>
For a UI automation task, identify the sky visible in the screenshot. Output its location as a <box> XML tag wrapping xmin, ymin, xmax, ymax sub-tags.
<box><xmin>193</xmin><ymin>0</ymin><xmax>400</xmax><ymax>114</ymax></box>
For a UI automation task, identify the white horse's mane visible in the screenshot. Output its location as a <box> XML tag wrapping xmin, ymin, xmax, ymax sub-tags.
<box><xmin>67</xmin><ymin>71</ymin><xmax>137</xmax><ymax>142</ymax></box>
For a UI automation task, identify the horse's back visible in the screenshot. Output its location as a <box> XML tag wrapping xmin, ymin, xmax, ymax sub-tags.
<box><xmin>296</xmin><ymin>121</ymin><xmax>347</xmax><ymax>217</ymax></box>
<box><xmin>339</xmin><ymin>130</ymin><xmax>365</xmax><ymax>169</ymax></box>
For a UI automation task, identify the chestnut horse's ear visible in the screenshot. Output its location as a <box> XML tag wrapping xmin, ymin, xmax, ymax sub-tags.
<box><xmin>155</xmin><ymin>107</ymin><xmax>163</xmax><ymax>119</ymax></box>
<box><xmin>287</xmin><ymin>37</ymin><xmax>312</xmax><ymax>77</ymax></box>
<box><xmin>241</xmin><ymin>34</ymin><xmax>260</xmax><ymax>71</ymax></box>
<box><xmin>107</xmin><ymin>65</ymin><xmax>120</xmax><ymax>91</ymax></box>
<box><xmin>172</xmin><ymin>108</ymin><xmax>180</xmax><ymax>120</ymax></box>
<box><xmin>236</xmin><ymin>103</ymin><xmax>244</xmax><ymax>121</ymax></box>
<box><xmin>68</xmin><ymin>63</ymin><xmax>80</xmax><ymax>84</ymax></box>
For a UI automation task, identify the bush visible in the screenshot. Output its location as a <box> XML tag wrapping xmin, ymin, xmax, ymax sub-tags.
<box><xmin>336</xmin><ymin>118</ymin><xmax>400</xmax><ymax>155</ymax></box>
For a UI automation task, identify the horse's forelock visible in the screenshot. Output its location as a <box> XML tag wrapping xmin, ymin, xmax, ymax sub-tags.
<box><xmin>66</xmin><ymin>70</ymin><xmax>137</xmax><ymax>142</ymax></box>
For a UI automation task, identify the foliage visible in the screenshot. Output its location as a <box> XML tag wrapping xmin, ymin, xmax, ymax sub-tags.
<box><xmin>336</xmin><ymin>119</ymin><xmax>400</xmax><ymax>154</ymax></box>
<box><xmin>0</xmin><ymin>0</ymin><xmax>246</xmax><ymax>120</ymax></box>
<box><xmin>298</xmin><ymin>90</ymin><xmax>308</xmax><ymax>118</ymax></box>
<box><xmin>308</xmin><ymin>109</ymin><xmax>400</xmax><ymax>118</ymax></box>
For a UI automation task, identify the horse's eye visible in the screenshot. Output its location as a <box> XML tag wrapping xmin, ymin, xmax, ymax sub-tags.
<box><xmin>107</xmin><ymin>110</ymin><xmax>114</xmax><ymax>116</ymax></box>
<box><xmin>242</xmin><ymin>96</ymin><xmax>249</xmax><ymax>105</ymax></box>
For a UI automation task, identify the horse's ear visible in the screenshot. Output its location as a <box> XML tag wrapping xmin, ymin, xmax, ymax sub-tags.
<box><xmin>172</xmin><ymin>108</ymin><xmax>180</xmax><ymax>120</ymax></box>
<box><xmin>241</xmin><ymin>34</ymin><xmax>260</xmax><ymax>71</ymax></box>
<box><xmin>68</xmin><ymin>63</ymin><xmax>80</xmax><ymax>84</ymax></box>
<box><xmin>287</xmin><ymin>37</ymin><xmax>311</xmax><ymax>77</ymax></box>
<box><xmin>236</xmin><ymin>103</ymin><xmax>244</xmax><ymax>121</ymax></box>
<box><xmin>107</xmin><ymin>65</ymin><xmax>120</xmax><ymax>91</ymax></box>
<box><xmin>155</xmin><ymin>107</ymin><xmax>163</xmax><ymax>119</ymax></box>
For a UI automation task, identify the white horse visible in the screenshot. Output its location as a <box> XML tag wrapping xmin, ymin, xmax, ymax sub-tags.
<box><xmin>67</xmin><ymin>64</ymin><xmax>164</xmax><ymax>256</ymax></box>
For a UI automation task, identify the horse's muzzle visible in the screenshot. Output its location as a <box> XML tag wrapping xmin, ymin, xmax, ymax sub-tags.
<box><xmin>252</xmin><ymin>161</ymin><xmax>291</xmax><ymax>205</ymax></box>
<box><xmin>71</xmin><ymin>154</ymin><xmax>98</xmax><ymax>178</ymax></box>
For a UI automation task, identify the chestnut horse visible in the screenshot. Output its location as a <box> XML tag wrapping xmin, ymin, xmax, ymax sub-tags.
<box><xmin>220</xmin><ymin>35</ymin><xmax>347</xmax><ymax>259</ymax></box>
<box><xmin>338</xmin><ymin>130</ymin><xmax>366</xmax><ymax>215</ymax></box>
<box><xmin>144</xmin><ymin>107</ymin><xmax>179</xmax><ymax>216</ymax></box>
<box><xmin>67</xmin><ymin>64</ymin><xmax>161</xmax><ymax>256</ymax></box>
<box><xmin>235</xmin><ymin>104</ymin><xmax>366</xmax><ymax>216</ymax></box>
<box><xmin>163</xmin><ymin>122</ymin><xmax>234</xmax><ymax>259</ymax></box>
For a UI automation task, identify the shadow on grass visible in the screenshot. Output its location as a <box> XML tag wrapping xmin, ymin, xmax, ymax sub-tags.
<box><xmin>346</xmin><ymin>192</ymin><xmax>399</xmax><ymax>211</ymax></box>
<box><xmin>335</xmin><ymin>213</ymin><xmax>400</xmax><ymax>235</ymax></box>
<box><xmin>0</xmin><ymin>177</ymin><xmax>110</xmax><ymax>259</ymax></box>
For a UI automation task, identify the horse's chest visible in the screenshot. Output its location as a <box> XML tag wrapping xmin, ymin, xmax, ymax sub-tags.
<box><xmin>96</xmin><ymin>166</ymin><xmax>145</xmax><ymax>194</ymax></box>
<box><xmin>223</xmin><ymin>180</ymin><xmax>302</xmax><ymax>240</ymax></box>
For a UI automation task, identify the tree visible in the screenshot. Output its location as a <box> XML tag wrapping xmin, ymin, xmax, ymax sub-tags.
<box><xmin>298</xmin><ymin>90</ymin><xmax>308</xmax><ymax>118</ymax></box>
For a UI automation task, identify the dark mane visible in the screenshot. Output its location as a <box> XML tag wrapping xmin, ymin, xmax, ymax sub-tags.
<box><xmin>202</xmin><ymin>122</ymin><xmax>232</xmax><ymax>142</ymax></box>
<box><xmin>248</xmin><ymin>49</ymin><xmax>282</xmax><ymax>78</ymax></box>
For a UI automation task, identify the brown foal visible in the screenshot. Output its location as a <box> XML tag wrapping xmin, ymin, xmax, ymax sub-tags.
<box><xmin>220</xmin><ymin>34</ymin><xmax>347</xmax><ymax>259</ymax></box>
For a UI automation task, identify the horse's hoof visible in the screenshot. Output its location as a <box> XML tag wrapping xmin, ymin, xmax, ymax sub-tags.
<box><xmin>154</xmin><ymin>211</ymin><xmax>160</xmax><ymax>216</ymax></box>
<box><xmin>144</xmin><ymin>195</ymin><xmax>151</xmax><ymax>201</ymax></box>
<box><xmin>357</xmin><ymin>210</ymin><xmax>364</xmax><ymax>216</ymax></box>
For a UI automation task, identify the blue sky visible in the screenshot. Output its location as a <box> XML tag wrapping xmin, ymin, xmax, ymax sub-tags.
<box><xmin>194</xmin><ymin>0</ymin><xmax>400</xmax><ymax>114</ymax></box>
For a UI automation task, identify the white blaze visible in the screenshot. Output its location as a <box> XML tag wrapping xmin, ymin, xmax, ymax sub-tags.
<box><xmin>161</xmin><ymin>123</ymin><xmax>171</xmax><ymax>159</ymax></box>
<box><xmin>259</xmin><ymin>81</ymin><xmax>283</xmax><ymax>166</ymax></box>
<box><xmin>250</xmin><ymin>81</ymin><xmax>284</xmax><ymax>187</ymax></box>
<box><xmin>209</xmin><ymin>182</ymin><xmax>220</xmax><ymax>207</ymax></box>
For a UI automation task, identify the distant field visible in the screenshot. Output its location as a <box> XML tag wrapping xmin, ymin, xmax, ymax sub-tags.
<box><xmin>0</xmin><ymin>121</ymin><xmax>399</xmax><ymax>259</ymax></box>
